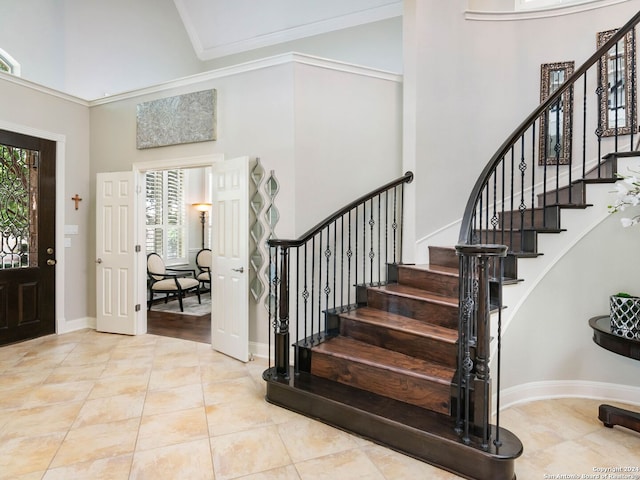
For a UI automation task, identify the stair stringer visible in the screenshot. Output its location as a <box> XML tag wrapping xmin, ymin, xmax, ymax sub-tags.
<box><xmin>491</xmin><ymin>155</ymin><xmax>640</xmax><ymax>348</ymax></box>
<box><xmin>414</xmin><ymin>146</ymin><xmax>634</xmax><ymax>262</ymax></box>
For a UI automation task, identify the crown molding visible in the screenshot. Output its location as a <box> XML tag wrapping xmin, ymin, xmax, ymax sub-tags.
<box><xmin>89</xmin><ymin>53</ymin><xmax>402</xmax><ymax>106</ymax></box>
<box><xmin>175</xmin><ymin>2</ymin><xmax>403</xmax><ymax>61</ymax></box>
<box><xmin>465</xmin><ymin>0</ymin><xmax>630</xmax><ymax>21</ymax></box>
<box><xmin>0</xmin><ymin>71</ymin><xmax>88</xmax><ymax>106</ymax></box>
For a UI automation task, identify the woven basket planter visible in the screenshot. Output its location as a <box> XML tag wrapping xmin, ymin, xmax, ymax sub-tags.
<box><xmin>609</xmin><ymin>295</ymin><xmax>640</xmax><ymax>340</ymax></box>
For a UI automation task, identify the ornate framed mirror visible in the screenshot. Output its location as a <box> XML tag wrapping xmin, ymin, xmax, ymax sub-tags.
<box><xmin>539</xmin><ymin>61</ymin><xmax>574</xmax><ymax>165</ymax></box>
<box><xmin>597</xmin><ymin>29</ymin><xmax>637</xmax><ymax>137</ymax></box>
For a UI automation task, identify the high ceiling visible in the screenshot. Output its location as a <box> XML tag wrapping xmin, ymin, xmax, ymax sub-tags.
<box><xmin>173</xmin><ymin>0</ymin><xmax>403</xmax><ymax>60</ymax></box>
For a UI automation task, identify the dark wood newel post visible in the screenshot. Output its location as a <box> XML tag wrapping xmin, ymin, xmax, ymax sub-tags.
<box><xmin>275</xmin><ymin>246</ymin><xmax>290</xmax><ymax>378</ymax></box>
<box><xmin>456</xmin><ymin>244</ymin><xmax>507</xmax><ymax>447</ymax></box>
<box><xmin>474</xmin><ymin>254</ymin><xmax>491</xmax><ymax>449</ymax></box>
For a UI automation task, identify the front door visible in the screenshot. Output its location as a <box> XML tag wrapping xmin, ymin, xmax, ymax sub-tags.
<box><xmin>0</xmin><ymin>130</ymin><xmax>56</xmax><ymax>346</ymax></box>
<box><xmin>211</xmin><ymin>156</ymin><xmax>250</xmax><ymax>362</ymax></box>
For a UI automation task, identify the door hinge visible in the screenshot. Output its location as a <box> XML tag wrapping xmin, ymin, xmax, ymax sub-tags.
<box><xmin>135</xmin><ymin>304</ymin><xmax>141</xmax><ymax>312</ymax></box>
<box><xmin>135</xmin><ymin>245</ymin><xmax>141</xmax><ymax>253</ymax></box>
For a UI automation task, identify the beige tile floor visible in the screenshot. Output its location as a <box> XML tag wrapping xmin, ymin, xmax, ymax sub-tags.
<box><xmin>1</xmin><ymin>329</ymin><xmax>639</xmax><ymax>480</ymax></box>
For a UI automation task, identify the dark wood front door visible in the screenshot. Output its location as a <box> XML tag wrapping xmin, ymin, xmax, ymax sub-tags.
<box><xmin>0</xmin><ymin>129</ymin><xmax>56</xmax><ymax>346</ymax></box>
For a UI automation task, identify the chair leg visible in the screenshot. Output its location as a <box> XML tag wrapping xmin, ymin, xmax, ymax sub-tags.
<box><xmin>177</xmin><ymin>291</ymin><xmax>184</xmax><ymax>312</ymax></box>
<box><xmin>196</xmin><ymin>286</ymin><xmax>201</xmax><ymax>304</ymax></box>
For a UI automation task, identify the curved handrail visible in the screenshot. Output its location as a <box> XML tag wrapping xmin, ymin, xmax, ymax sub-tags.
<box><xmin>458</xmin><ymin>9</ymin><xmax>640</xmax><ymax>245</ymax></box>
<box><xmin>269</xmin><ymin>171</ymin><xmax>414</xmax><ymax>248</ymax></box>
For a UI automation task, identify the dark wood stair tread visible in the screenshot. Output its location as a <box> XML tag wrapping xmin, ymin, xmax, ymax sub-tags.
<box><xmin>370</xmin><ymin>283</ymin><xmax>458</xmax><ymax>306</ymax></box>
<box><xmin>313</xmin><ymin>336</ymin><xmax>455</xmax><ymax>384</ymax></box>
<box><xmin>402</xmin><ymin>263</ymin><xmax>459</xmax><ymax>277</ymax></box>
<box><xmin>340</xmin><ymin>306</ymin><xmax>457</xmax><ymax>344</ymax></box>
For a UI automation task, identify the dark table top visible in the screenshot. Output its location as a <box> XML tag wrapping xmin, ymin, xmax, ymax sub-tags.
<box><xmin>589</xmin><ymin>315</ymin><xmax>640</xmax><ymax>361</ymax></box>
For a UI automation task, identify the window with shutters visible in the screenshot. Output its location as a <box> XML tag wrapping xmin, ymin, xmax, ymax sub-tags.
<box><xmin>145</xmin><ymin>169</ymin><xmax>187</xmax><ymax>264</ymax></box>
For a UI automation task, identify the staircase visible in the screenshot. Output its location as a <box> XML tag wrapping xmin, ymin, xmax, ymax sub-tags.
<box><xmin>264</xmin><ymin>246</ymin><xmax>522</xmax><ymax>480</ymax></box>
<box><xmin>264</xmin><ymin>10</ymin><xmax>640</xmax><ymax>480</ymax></box>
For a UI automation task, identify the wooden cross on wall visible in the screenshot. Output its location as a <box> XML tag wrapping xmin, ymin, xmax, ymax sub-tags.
<box><xmin>71</xmin><ymin>194</ymin><xmax>82</xmax><ymax>210</ymax></box>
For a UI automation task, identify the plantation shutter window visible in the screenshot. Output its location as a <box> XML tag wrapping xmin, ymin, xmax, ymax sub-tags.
<box><xmin>145</xmin><ymin>169</ymin><xmax>187</xmax><ymax>264</ymax></box>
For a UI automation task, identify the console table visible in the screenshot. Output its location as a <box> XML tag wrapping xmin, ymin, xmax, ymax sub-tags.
<box><xmin>589</xmin><ymin>315</ymin><xmax>640</xmax><ymax>434</ymax></box>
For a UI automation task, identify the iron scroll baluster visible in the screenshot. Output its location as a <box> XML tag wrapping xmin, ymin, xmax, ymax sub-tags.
<box><xmin>266</xmin><ymin>172</ymin><xmax>413</xmax><ymax>380</ymax></box>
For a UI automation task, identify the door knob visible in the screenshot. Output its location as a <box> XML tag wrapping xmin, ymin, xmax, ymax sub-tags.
<box><xmin>96</xmin><ymin>258</ymin><xmax>103</xmax><ymax>264</ymax></box>
<box><xmin>46</xmin><ymin>259</ymin><xmax>57</xmax><ymax>266</ymax></box>
<box><xmin>232</xmin><ymin>267</ymin><xmax>244</xmax><ymax>273</ymax></box>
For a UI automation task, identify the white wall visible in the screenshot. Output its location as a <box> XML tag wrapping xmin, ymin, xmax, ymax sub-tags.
<box><xmin>293</xmin><ymin>62</ymin><xmax>403</xmax><ymax>233</ymax></box>
<box><xmin>407</xmin><ymin>0</ymin><xmax>640</xmax><ymax>247</ymax></box>
<box><xmin>404</xmin><ymin>0</ymin><xmax>640</xmax><ymax>402</ymax></box>
<box><xmin>501</xmin><ymin>212</ymin><xmax>640</xmax><ymax>401</ymax></box>
<box><xmin>89</xmin><ymin>55</ymin><xmax>402</xmax><ymax>349</ymax></box>
<box><xmin>0</xmin><ymin>3</ymin><xmax>401</xmax><ymax>101</ymax></box>
<box><xmin>0</xmin><ymin>0</ymin><xmax>203</xmax><ymax>100</ymax></box>
<box><xmin>0</xmin><ymin>1</ymin><xmax>65</xmax><ymax>91</ymax></box>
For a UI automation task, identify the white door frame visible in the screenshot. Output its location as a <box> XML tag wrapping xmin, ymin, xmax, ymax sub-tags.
<box><xmin>132</xmin><ymin>154</ymin><xmax>225</xmax><ymax>335</ymax></box>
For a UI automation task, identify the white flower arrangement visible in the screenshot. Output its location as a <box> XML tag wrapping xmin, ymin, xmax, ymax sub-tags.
<box><xmin>609</xmin><ymin>170</ymin><xmax>640</xmax><ymax>227</ymax></box>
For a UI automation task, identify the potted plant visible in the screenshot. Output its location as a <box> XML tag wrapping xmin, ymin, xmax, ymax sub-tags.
<box><xmin>609</xmin><ymin>292</ymin><xmax>640</xmax><ymax>340</ymax></box>
<box><xmin>608</xmin><ymin>169</ymin><xmax>640</xmax><ymax>226</ymax></box>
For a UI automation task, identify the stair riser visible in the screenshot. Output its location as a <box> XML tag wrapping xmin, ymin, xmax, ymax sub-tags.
<box><xmin>398</xmin><ymin>267</ymin><xmax>458</xmax><ymax>298</ymax></box>
<box><xmin>311</xmin><ymin>353</ymin><xmax>451</xmax><ymax>414</ymax></box>
<box><xmin>497</xmin><ymin>207</ymin><xmax>560</xmax><ymax>230</ymax></box>
<box><xmin>428</xmin><ymin>246</ymin><xmax>458</xmax><ymax>269</ymax></box>
<box><xmin>536</xmin><ymin>183</ymin><xmax>586</xmax><ymax>205</ymax></box>
<box><xmin>475</xmin><ymin>230</ymin><xmax>537</xmax><ymax>253</ymax></box>
<box><xmin>367</xmin><ymin>290</ymin><xmax>458</xmax><ymax>329</ymax></box>
<box><xmin>340</xmin><ymin>317</ymin><xmax>457</xmax><ymax>368</ymax></box>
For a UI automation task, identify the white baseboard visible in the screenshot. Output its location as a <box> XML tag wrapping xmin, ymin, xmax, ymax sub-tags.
<box><xmin>250</xmin><ymin>341</ymin><xmax>272</xmax><ymax>361</ymax></box>
<box><xmin>58</xmin><ymin>316</ymin><xmax>95</xmax><ymax>334</ymax></box>
<box><xmin>499</xmin><ymin>380</ymin><xmax>640</xmax><ymax>412</ymax></box>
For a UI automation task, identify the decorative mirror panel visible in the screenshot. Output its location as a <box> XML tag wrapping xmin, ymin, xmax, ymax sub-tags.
<box><xmin>539</xmin><ymin>61</ymin><xmax>574</xmax><ymax>165</ymax></box>
<box><xmin>597</xmin><ymin>29</ymin><xmax>637</xmax><ymax>137</ymax></box>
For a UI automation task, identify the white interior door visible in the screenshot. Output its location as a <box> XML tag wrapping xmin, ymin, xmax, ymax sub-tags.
<box><xmin>211</xmin><ymin>156</ymin><xmax>250</xmax><ymax>362</ymax></box>
<box><xmin>96</xmin><ymin>171</ymin><xmax>141</xmax><ymax>335</ymax></box>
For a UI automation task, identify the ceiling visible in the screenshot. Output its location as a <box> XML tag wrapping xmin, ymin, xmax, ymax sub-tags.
<box><xmin>173</xmin><ymin>0</ymin><xmax>403</xmax><ymax>60</ymax></box>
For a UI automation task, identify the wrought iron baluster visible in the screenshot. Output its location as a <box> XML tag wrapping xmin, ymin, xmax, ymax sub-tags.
<box><xmin>596</xmin><ymin>56</ymin><xmax>603</xmax><ymax>167</ymax></box>
<box><xmin>384</xmin><ymin>191</ymin><xmax>389</xmax><ymax>267</ymax></box>
<box><xmin>333</xmin><ymin>220</ymin><xmax>337</xmax><ymax>311</ymax></box>
<box><xmin>311</xmin><ymin>237</ymin><xmax>316</xmax><ymax>344</ymax></box>
<box><xmin>392</xmin><ymin>187</ymin><xmax>398</xmax><ymax>263</ymax></box>
<box><xmin>509</xmin><ymin>143</ymin><xmax>516</xmax><ymax>254</ymax></box>
<box><xmin>347</xmin><ymin>210</ymin><xmax>352</xmax><ymax>307</ymax></box>
<box><xmin>295</xmin><ymin>248</ymin><xmax>300</xmax><ymax>374</ymax></box>
<box><xmin>582</xmin><ymin>73</ymin><xmax>587</xmax><ymax>178</ymax></box>
<box><xmin>377</xmin><ymin>194</ymin><xmax>381</xmax><ymax>284</ymax></box>
<box><xmin>303</xmin><ymin>244</ymin><xmax>309</xmax><ymax>346</ymax></box>
<box><xmin>369</xmin><ymin>198</ymin><xmax>375</xmax><ymax>285</ymax></box>
<box><xmin>324</xmin><ymin>226</ymin><xmax>332</xmax><ymax>330</ymax></box>
<box><xmin>554</xmin><ymin>97</ymin><xmax>561</xmax><ymax>204</ymax></box>
<box><xmin>363</xmin><ymin>201</ymin><xmax>367</xmax><ymax>285</ymax></box>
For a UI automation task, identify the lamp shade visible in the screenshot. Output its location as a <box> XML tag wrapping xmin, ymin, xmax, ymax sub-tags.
<box><xmin>192</xmin><ymin>202</ymin><xmax>212</xmax><ymax>212</ymax></box>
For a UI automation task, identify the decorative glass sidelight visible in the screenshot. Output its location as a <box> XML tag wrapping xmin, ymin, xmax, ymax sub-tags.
<box><xmin>0</xmin><ymin>144</ymin><xmax>38</xmax><ymax>269</ymax></box>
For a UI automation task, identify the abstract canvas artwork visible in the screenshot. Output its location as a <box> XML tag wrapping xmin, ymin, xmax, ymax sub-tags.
<box><xmin>136</xmin><ymin>89</ymin><xmax>217</xmax><ymax>149</ymax></box>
